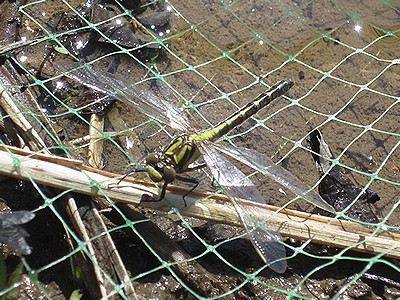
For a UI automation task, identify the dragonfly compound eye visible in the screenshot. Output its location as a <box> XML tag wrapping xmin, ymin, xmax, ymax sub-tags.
<box><xmin>145</xmin><ymin>153</ymin><xmax>159</xmax><ymax>165</ymax></box>
<box><xmin>147</xmin><ymin>166</ymin><xmax>163</xmax><ymax>182</ymax></box>
<box><xmin>163</xmin><ymin>166</ymin><xmax>176</xmax><ymax>183</ymax></box>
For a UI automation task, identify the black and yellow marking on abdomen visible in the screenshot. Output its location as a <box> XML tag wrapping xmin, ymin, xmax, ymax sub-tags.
<box><xmin>191</xmin><ymin>80</ymin><xmax>294</xmax><ymax>142</ymax></box>
<box><xmin>160</xmin><ymin>80</ymin><xmax>293</xmax><ymax>178</ymax></box>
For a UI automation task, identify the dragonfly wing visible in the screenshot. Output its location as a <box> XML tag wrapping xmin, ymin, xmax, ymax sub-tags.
<box><xmin>214</xmin><ymin>144</ymin><xmax>335</xmax><ymax>213</ymax></box>
<box><xmin>0</xmin><ymin>211</ymin><xmax>35</xmax><ymax>226</ymax></box>
<box><xmin>0</xmin><ymin>211</ymin><xmax>35</xmax><ymax>255</ymax></box>
<box><xmin>54</xmin><ymin>60</ymin><xmax>190</xmax><ymax>132</ymax></box>
<box><xmin>201</xmin><ymin>144</ymin><xmax>287</xmax><ymax>273</ymax></box>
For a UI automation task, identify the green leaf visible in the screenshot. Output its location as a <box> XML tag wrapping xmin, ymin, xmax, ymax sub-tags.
<box><xmin>69</xmin><ymin>289</ymin><xmax>83</xmax><ymax>300</ymax></box>
<box><xmin>54</xmin><ymin>45</ymin><xmax>71</xmax><ymax>55</ymax></box>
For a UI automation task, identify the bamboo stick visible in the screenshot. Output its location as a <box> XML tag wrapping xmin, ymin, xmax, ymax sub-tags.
<box><xmin>0</xmin><ymin>145</ymin><xmax>398</xmax><ymax>260</ymax></box>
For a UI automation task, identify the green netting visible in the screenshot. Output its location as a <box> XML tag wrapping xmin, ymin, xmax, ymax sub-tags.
<box><xmin>0</xmin><ymin>0</ymin><xmax>399</xmax><ymax>298</ymax></box>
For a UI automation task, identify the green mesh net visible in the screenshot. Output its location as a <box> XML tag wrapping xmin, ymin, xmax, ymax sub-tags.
<box><xmin>0</xmin><ymin>0</ymin><xmax>399</xmax><ymax>299</ymax></box>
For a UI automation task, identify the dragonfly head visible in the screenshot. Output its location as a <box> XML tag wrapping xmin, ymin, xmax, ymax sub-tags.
<box><xmin>145</xmin><ymin>153</ymin><xmax>176</xmax><ymax>184</ymax></box>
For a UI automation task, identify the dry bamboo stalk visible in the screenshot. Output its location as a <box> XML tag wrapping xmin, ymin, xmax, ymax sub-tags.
<box><xmin>0</xmin><ymin>37</ymin><xmax>44</xmax><ymax>55</ymax></box>
<box><xmin>86</xmin><ymin>113</ymin><xmax>136</xmax><ymax>297</ymax></box>
<box><xmin>0</xmin><ymin>83</ymin><xmax>47</xmax><ymax>151</ymax></box>
<box><xmin>88</xmin><ymin>113</ymin><xmax>105</xmax><ymax>168</ymax></box>
<box><xmin>64</xmin><ymin>196</ymin><xmax>108</xmax><ymax>298</ymax></box>
<box><xmin>0</xmin><ymin>145</ymin><xmax>149</xmax><ymax>205</ymax></box>
<box><xmin>0</xmin><ymin>145</ymin><xmax>398</xmax><ymax>260</ymax></box>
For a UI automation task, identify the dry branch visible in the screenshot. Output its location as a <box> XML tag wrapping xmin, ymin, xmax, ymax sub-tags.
<box><xmin>0</xmin><ymin>145</ymin><xmax>398</xmax><ymax>260</ymax></box>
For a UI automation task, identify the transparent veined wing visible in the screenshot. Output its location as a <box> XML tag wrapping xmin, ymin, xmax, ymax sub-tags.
<box><xmin>0</xmin><ymin>211</ymin><xmax>35</xmax><ymax>255</ymax></box>
<box><xmin>214</xmin><ymin>144</ymin><xmax>335</xmax><ymax>213</ymax></box>
<box><xmin>54</xmin><ymin>60</ymin><xmax>191</xmax><ymax>132</ymax></box>
<box><xmin>200</xmin><ymin>144</ymin><xmax>287</xmax><ymax>273</ymax></box>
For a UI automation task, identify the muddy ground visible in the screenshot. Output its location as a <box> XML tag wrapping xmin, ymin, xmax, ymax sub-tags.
<box><xmin>0</xmin><ymin>0</ymin><xmax>399</xmax><ymax>299</ymax></box>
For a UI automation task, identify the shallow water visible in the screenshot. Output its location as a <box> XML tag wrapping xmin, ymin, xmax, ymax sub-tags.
<box><xmin>2</xmin><ymin>0</ymin><xmax>400</xmax><ymax>298</ymax></box>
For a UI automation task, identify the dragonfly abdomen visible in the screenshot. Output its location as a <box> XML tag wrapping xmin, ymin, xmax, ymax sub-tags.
<box><xmin>193</xmin><ymin>80</ymin><xmax>294</xmax><ymax>142</ymax></box>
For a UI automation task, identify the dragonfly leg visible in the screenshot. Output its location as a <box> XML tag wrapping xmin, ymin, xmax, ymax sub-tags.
<box><xmin>185</xmin><ymin>163</ymin><xmax>206</xmax><ymax>172</ymax></box>
<box><xmin>116</xmin><ymin>168</ymin><xmax>145</xmax><ymax>185</ymax></box>
<box><xmin>175</xmin><ymin>174</ymin><xmax>200</xmax><ymax>206</ymax></box>
<box><xmin>210</xmin><ymin>176</ymin><xmax>222</xmax><ymax>189</ymax></box>
<box><xmin>175</xmin><ymin>163</ymin><xmax>205</xmax><ymax>205</ymax></box>
<box><xmin>158</xmin><ymin>182</ymin><xmax>168</xmax><ymax>201</ymax></box>
<box><xmin>140</xmin><ymin>182</ymin><xmax>169</xmax><ymax>202</ymax></box>
<box><xmin>146</xmin><ymin>170</ymin><xmax>203</xmax><ymax>204</ymax></box>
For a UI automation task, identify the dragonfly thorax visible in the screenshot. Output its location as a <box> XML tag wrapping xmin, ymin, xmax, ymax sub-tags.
<box><xmin>163</xmin><ymin>135</ymin><xmax>201</xmax><ymax>174</ymax></box>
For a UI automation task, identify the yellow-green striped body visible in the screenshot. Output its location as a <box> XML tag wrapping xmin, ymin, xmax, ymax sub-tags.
<box><xmin>146</xmin><ymin>80</ymin><xmax>293</xmax><ymax>185</ymax></box>
<box><xmin>164</xmin><ymin>135</ymin><xmax>201</xmax><ymax>173</ymax></box>
<box><xmin>191</xmin><ymin>80</ymin><xmax>293</xmax><ymax>142</ymax></box>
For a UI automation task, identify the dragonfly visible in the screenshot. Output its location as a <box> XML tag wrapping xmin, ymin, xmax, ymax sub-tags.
<box><xmin>56</xmin><ymin>60</ymin><xmax>335</xmax><ymax>273</ymax></box>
